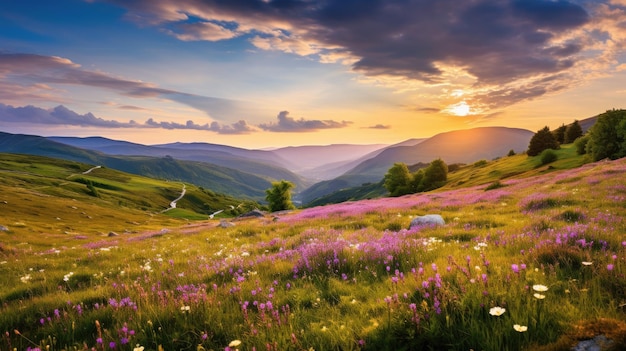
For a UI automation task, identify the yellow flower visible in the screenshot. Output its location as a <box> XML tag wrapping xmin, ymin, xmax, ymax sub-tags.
<box><xmin>489</xmin><ymin>306</ymin><xmax>506</xmax><ymax>316</ymax></box>
<box><xmin>532</xmin><ymin>284</ymin><xmax>548</xmax><ymax>292</ymax></box>
<box><xmin>228</xmin><ymin>340</ymin><xmax>242</xmax><ymax>348</ymax></box>
<box><xmin>513</xmin><ymin>324</ymin><xmax>528</xmax><ymax>332</ymax></box>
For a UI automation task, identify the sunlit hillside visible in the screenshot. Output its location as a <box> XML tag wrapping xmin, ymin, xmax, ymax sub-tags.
<box><xmin>1</xmin><ymin>151</ymin><xmax>625</xmax><ymax>350</ymax></box>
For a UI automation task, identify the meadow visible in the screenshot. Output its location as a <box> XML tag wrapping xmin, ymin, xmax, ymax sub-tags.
<box><xmin>1</xmin><ymin>151</ymin><xmax>626</xmax><ymax>350</ymax></box>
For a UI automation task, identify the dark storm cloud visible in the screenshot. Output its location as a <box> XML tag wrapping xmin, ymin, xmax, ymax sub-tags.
<box><xmin>258</xmin><ymin>111</ymin><xmax>352</xmax><ymax>132</ymax></box>
<box><xmin>95</xmin><ymin>0</ymin><xmax>599</xmax><ymax>110</ymax></box>
<box><xmin>0</xmin><ymin>103</ymin><xmax>254</xmax><ymax>134</ymax></box>
<box><xmin>0</xmin><ymin>53</ymin><xmax>246</xmax><ymax>121</ymax></box>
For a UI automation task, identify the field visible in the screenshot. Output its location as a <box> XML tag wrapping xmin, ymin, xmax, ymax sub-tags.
<box><xmin>1</xmin><ymin>152</ymin><xmax>626</xmax><ymax>350</ymax></box>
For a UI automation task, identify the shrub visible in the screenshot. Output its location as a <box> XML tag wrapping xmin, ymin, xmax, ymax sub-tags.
<box><xmin>575</xmin><ymin>135</ymin><xmax>589</xmax><ymax>155</ymax></box>
<box><xmin>540</xmin><ymin>149</ymin><xmax>558</xmax><ymax>165</ymax></box>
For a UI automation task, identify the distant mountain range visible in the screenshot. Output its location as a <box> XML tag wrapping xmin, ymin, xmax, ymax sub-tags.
<box><xmin>298</xmin><ymin>127</ymin><xmax>533</xmax><ymax>203</ymax></box>
<box><xmin>1</xmin><ymin>116</ymin><xmax>598</xmax><ymax>205</ymax></box>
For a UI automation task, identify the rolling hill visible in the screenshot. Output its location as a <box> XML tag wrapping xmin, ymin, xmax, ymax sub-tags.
<box><xmin>0</xmin><ymin>132</ymin><xmax>301</xmax><ymax>200</ymax></box>
<box><xmin>299</xmin><ymin>127</ymin><xmax>533</xmax><ymax>203</ymax></box>
<box><xmin>0</xmin><ymin>153</ymin><xmax>259</xmax><ymax>235</ymax></box>
<box><xmin>49</xmin><ymin>136</ymin><xmax>305</xmax><ymax>187</ymax></box>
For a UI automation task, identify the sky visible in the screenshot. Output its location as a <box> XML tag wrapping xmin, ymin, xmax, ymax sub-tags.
<box><xmin>0</xmin><ymin>0</ymin><xmax>625</xmax><ymax>149</ymax></box>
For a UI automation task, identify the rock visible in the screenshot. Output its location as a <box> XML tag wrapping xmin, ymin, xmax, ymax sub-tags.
<box><xmin>409</xmin><ymin>214</ymin><xmax>445</xmax><ymax>229</ymax></box>
<box><xmin>571</xmin><ymin>335</ymin><xmax>613</xmax><ymax>351</ymax></box>
<box><xmin>238</xmin><ymin>209</ymin><xmax>266</xmax><ymax>218</ymax></box>
<box><xmin>108</xmin><ymin>231</ymin><xmax>119</xmax><ymax>237</ymax></box>
<box><xmin>219</xmin><ymin>220</ymin><xmax>236</xmax><ymax>228</ymax></box>
<box><xmin>0</xmin><ymin>225</ymin><xmax>9</xmax><ymax>232</ymax></box>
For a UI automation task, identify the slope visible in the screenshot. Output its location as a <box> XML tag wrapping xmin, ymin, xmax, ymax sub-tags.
<box><xmin>0</xmin><ymin>132</ymin><xmax>291</xmax><ymax>200</ymax></box>
<box><xmin>49</xmin><ymin>136</ymin><xmax>306</xmax><ymax>187</ymax></box>
<box><xmin>0</xmin><ymin>153</ymin><xmax>258</xmax><ymax>236</ymax></box>
<box><xmin>299</xmin><ymin>127</ymin><xmax>531</xmax><ymax>203</ymax></box>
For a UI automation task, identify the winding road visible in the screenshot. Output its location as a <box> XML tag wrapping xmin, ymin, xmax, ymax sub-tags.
<box><xmin>163</xmin><ymin>184</ymin><xmax>186</xmax><ymax>212</ymax></box>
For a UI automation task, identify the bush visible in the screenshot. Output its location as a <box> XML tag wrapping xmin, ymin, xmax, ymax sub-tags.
<box><xmin>575</xmin><ymin>135</ymin><xmax>589</xmax><ymax>155</ymax></box>
<box><xmin>540</xmin><ymin>149</ymin><xmax>558</xmax><ymax>165</ymax></box>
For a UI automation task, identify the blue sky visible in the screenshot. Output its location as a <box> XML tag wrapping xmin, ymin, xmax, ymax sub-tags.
<box><xmin>1</xmin><ymin>0</ymin><xmax>625</xmax><ymax>148</ymax></box>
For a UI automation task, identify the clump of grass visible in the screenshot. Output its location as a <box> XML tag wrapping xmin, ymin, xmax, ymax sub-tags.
<box><xmin>556</xmin><ymin>210</ymin><xmax>585</xmax><ymax>223</ymax></box>
<box><xmin>534</xmin><ymin>245</ymin><xmax>583</xmax><ymax>272</ymax></box>
<box><xmin>485</xmin><ymin>180</ymin><xmax>507</xmax><ymax>191</ymax></box>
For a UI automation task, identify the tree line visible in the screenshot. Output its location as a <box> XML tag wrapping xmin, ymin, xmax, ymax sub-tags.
<box><xmin>264</xmin><ymin>109</ymin><xmax>625</xmax><ymax>210</ymax></box>
<box><xmin>528</xmin><ymin>109</ymin><xmax>626</xmax><ymax>161</ymax></box>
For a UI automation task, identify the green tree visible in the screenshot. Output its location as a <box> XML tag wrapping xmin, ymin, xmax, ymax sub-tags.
<box><xmin>410</xmin><ymin>169</ymin><xmax>425</xmax><ymax>193</ymax></box>
<box><xmin>265</xmin><ymin>180</ymin><xmax>296</xmax><ymax>212</ymax></box>
<box><xmin>552</xmin><ymin>124</ymin><xmax>567</xmax><ymax>144</ymax></box>
<box><xmin>564</xmin><ymin>120</ymin><xmax>583</xmax><ymax>144</ymax></box>
<box><xmin>384</xmin><ymin>162</ymin><xmax>412</xmax><ymax>196</ymax></box>
<box><xmin>586</xmin><ymin>109</ymin><xmax>626</xmax><ymax>161</ymax></box>
<box><xmin>421</xmin><ymin>158</ymin><xmax>448</xmax><ymax>191</ymax></box>
<box><xmin>528</xmin><ymin>126</ymin><xmax>559</xmax><ymax>156</ymax></box>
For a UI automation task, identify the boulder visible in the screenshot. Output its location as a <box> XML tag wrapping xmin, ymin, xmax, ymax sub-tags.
<box><xmin>219</xmin><ymin>220</ymin><xmax>236</xmax><ymax>228</ymax></box>
<box><xmin>409</xmin><ymin>214</ymin><xmax>445</xmax><ymax>229</ymax></box>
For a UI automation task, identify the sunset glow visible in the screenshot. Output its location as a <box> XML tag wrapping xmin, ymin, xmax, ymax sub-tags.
<box><xmin>0</xmin><ymin>0</ymin><xmax>624</xmax><ymax>147</ymax></box>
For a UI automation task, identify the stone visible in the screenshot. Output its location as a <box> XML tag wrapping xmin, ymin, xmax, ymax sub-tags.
<box><xmin>0</xmin><ymin>225</ymin><xmax>8</xmax><ymax>232</ymax></box>
<box><xmin>108</xmin><ymin>231</ymin><xmax>119</xmax><ymax>237</ymax></box>
<box><xmin>409</xmin><ymin>214</ymin><xmax>445</xmax><ymax>229</ymax></box>
<box><xmin>219</xmin><ymin>220</ymin><xmax>236</xmax><ymax>228</ymax></box>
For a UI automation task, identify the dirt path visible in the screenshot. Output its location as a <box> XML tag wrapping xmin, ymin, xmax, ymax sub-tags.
<box><xmin>162</xmin><ymin>184</ymin><xmax>186</xmax><ymax>212</ymax></box>
<box><xmin>82</xmin><ymin>165</ymin><xmax>101</xmax><ymax>174</ymax></box>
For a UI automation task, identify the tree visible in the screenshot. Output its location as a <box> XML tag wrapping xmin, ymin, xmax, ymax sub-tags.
<box><xmin>564</xmin><ymin>120</ymin><xmax>583</xmax><ymax>144</ymax></box>
<box><xmin>384</xmin><ymin>163</ymin><xmax>412</xmax><ymax>196</ymax></box>
<box><xmin>528</xmin><ymin>126</ymin><xmax>559</xmax><ymax>156</ymax></box>
<box><xmin>552</xmin><ymin>124</ymin><xmax>567</xmax><ymax>144</ymax></box>
<box><xmin>421</xmin><ymin>158</ymin><xmax>448</xmax><ymax>191</ymax></box>
<box><xmin>265</xmin><ymin>180</ymin><xmax>296</xmax><ymax>212</ymax></box>
<box><xmin>586</xmin><ymin>109</ymin><xmax>626</xmax><ymax>161</ymax></box>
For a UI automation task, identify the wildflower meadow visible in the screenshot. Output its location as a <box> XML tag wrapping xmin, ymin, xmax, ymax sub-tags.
<box><xmin>1</xmin><ymin>157</ymin><xmax>626</xmax><ymax>350</ymax></box>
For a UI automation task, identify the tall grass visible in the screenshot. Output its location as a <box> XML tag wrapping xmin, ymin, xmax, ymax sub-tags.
<box><xmin>1</xmin><ymin>158</ymin><xmax>626</xmax><ymax>350</ymax></box>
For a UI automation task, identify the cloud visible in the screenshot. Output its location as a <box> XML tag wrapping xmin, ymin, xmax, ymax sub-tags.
<box><xmin>258</xmin><ymin>111</ymin><xmax>351</xmax><ymax>132</ymax></box>
<box><xmin>0</xmin><ymin>52</ymin><xmax>247</xmax><ymax>120</ymax></box>
<box><xmin>366</xmin><ymin>124</ymin><xmax>391</xmax><ymax>130</ymax></box>
<box><xmin>95</xmin><ymin>0</ymin><xmax>625</xmax><ymax>113</ymax></box>
<box><xmin>0</xmin><ymin>103</ymin><xmax>253</xmax><ymax>134</ymax></box>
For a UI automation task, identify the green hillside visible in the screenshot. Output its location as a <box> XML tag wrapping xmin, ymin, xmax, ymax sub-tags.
<box><xmin>1</xmin><ymin>152</ymin><xmax>625</xmax><ymax>350</ymax></box>
<box><xmin>0</xmin><ymin>153</ymin><xmax>258</xmax><ymax>235</ymax></box>
<box><xmin>304</xmin><ymin>144</ymin><xmax>588</xmax><ymax>206</ymax></box>
<box><xmin>0</xmin><ymin>132</ymin><xmax>306</xmax><ymax>201</ymax></box>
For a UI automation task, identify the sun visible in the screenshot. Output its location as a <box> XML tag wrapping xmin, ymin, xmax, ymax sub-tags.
<box><xmin>447</xmin><ymin>101</ymin><xmax>471</xmax><ymax>116</ymax></box>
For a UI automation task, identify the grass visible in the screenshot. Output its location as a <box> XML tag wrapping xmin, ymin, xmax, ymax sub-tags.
<box><xmin>1</xmin><ymin>152</ymin><xmax>625</xmax><ymax>350</ymax></box>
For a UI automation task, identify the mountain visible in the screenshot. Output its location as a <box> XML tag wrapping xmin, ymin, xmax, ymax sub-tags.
<box><xmin>49</xmin><ymin>136</ymin><xmax>305</xmax><ymax>187</ymax></box>
<box><xmin>346</xmin><ymin>127</ymin><xmax>533</xmax><ymax>179</ymax></box>
<box><xmin>0</xmin><ymin>132</ymin><xmax>296</xmax><ymax>200</ymax></box>
<box><xmin>269</xmin><ymin>144</ymin><xmax>388</xmax><ymax>172</ymax></box>
<box><xmin>299</xmin><ymin>127</ymin><xmax>532</xmax><ymax>204</ymax></box>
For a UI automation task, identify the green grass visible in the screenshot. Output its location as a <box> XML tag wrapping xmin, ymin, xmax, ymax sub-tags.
<box><xmin>1</xmin><ymin>152</ymin><xmax>626</xmax><ymax>350</ymax></box>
